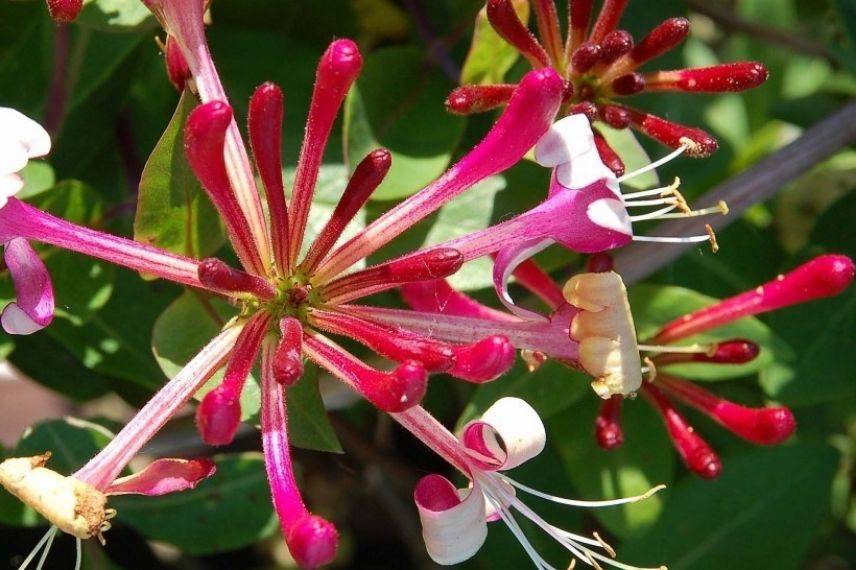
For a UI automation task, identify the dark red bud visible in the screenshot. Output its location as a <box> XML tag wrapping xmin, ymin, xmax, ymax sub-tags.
<box><xmin>600</xmin><ymin>30</ymin><xmax>634</xmax><ymax>63</ymax></box>
<box><xmin>586</xmin><ymin>252</ymin><xmax>615</xmax><ymax>273</ymax></box>
<box><xmin>592</xmin><ymin>128</ymin><xmax>626</xmax><ymax>176</ymax></box>
<box><xmin>198</xmin><ymin>258</ymin><xmax>276</xmax><ymax>299</ymax></box>
<box><xmin>445</xmin><ymin>84</ymin><xmax>517</xmax><ymax>115</ymax></box>
<box><xmin>624</xmin><ymin>107</ymin><xmax>718</xmax><ymax>157</ymax></box>
<box><xmin>572</xmin><ymin>42</ymin><xmax>602</xmax><ymax>73</ymax></box>
<box><xmin>673</xmin><ymin>62</ymin><xmax>769</xmax><ymax>93</ymax></box>
<box><xmin>568</xmin><ymin>101</ymin><xmax>598</xmax><ymax>121</ymax></box>
<box><xmin>589</xmin><ymin>0</ymin><xmax>630</xmax><ymax>44</ymax></box>
<box><xmin>46</xmin><ymin>0</ymin><xmax>83</xmax><ymax>22</ymax></box>
<box><xmin>611</xmin><ymin>72</ymin><xmax>645</xmax><ymax>95</ymax></box>
<box><xmin>600</xmin><ymin>104</ymin><xmax>632</xmax><ymax>128</ymax></box>
<box><xmin>631</xmin><ymin>17</ymin><xmax>690</xmax><ymax>64</ymax></box>
<box><xmin>595</xmin><ymin>396</ymin><xmax>624</xmax><ymax>450</ymax></box>
<box><xmin>697</xmin><ymin>340</ymin><xmax>760</xmax><ymax>364</ymax></box>
<box><xmin>287</xmin><ymin>515</ymin><xmax>339</xmax><ymax>569</ymax></box>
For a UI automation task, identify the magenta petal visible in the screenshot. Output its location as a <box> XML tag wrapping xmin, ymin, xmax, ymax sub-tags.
<box><xmin>105</xmin><ymin>458</ymin><xmax>216</xmax><ymax>496</ymax></box>
<box><xmin>493</xmin><ymin>238</ymin><xmax>554</xmax><ymax>321</ymax></box>
<box><xmin>2</xmin><ymin>238</ymin><xmax>54</xmax><ymax>334</ymax></box>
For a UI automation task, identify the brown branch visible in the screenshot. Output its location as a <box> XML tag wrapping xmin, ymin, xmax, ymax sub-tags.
<box><xmin>614</xmin><ymin>99</ymin><xmax>856</xmax><ymax>283</ymax></box>
<box><xmin>687</xmin><ymin>0</ymin><xmax>834</xmax><ymax>63</ymax></box>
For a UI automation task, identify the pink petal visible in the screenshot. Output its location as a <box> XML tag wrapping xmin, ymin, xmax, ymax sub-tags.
<box><xmin>493</xmin><ymin>237</ymin><xmax>554</xmax><ymax>321</ymax></box>
<box><xmin>2</xmin><ymin>238</ymin><xmax>53</xmax><ymax>334</ymax></box>
<box><xmin>105</xmin><ymin>458</ymin><xmax>216</xmax><ymax>496</ymax></box>
<box><xmin>414</xmin><ymin>474</ymin><xmax>487</xmax><ymax>565</ymax></box>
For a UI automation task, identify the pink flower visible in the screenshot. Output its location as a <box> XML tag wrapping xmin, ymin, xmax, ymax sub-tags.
<box><xmin>406</xmin><ymin>397</ymin><xmax>665</xmax><ymax>568</ymax></box>
<box><xmin>394</xmin><ymin>253</ymin><xmax>854</xmax><ymax>478</ymax></box>
<box><xmin>448</xmin><ymin>0</ymin><xmax>769</xmax><ymax>172</ymax></box>
<box><xmin>1</xmin><ymin>0</ymin><xmax>567</xmax><ymax>565</ymax></box>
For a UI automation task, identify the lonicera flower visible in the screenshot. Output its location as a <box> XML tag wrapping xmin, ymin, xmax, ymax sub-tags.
<box><xmin>0</xmin><ymin>108</ymin><xmax>54</xmax><ymax>336</ymax></box>
<box><xmin>0</xmin><ymin>0</ymin><xmax>571</xmax><ymax>565</ymax></box>
<box><xmin>393</xmin><ymin>252</ymin><xmax>854</xmax><ymax>479</ymax></box>
<box><xmin>406</xmin><ymin>397</ymin><xmax>665</xmax><ymax>568</ymax></box>
<box><xmin>448</xmin><ymin>0</ymin><xmax>769</xmax><ymax>172</ymax></box>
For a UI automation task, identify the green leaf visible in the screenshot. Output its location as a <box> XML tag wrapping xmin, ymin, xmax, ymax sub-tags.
<box><xmin>114</xmin><ymin>453</ymin><xmax>278</xmax><ymax>555</ymax></box>
<box><xmin>76</xmin><ymin>0</ymin><xmax>156</xmax><ymax>32</ymax></box>
<box><xmin>620</xmin><ymin>444</ymin><xmax>839</xmax><ymax>570</ymax></box>
<box><xmin>460</xmin><ymin>0</ymin><xmax>528</xmax><ymax>85</ymax></box>
<box><xmin>550</xmin><ymin>398</ymin><xmax>675</xmax><ymax>538</ymax></box>
<box><xmin>343</xmin><ymin>46</ymin><xmax>465</xmax><ymax>201</ymax></box>
<box><xmin>0</xmin><ymin>418</ymin><xmax>113</xmax><ymax>527</ymax></box>
<box><xmin>457</xmin><ymin>360</ymin><xmax>589</xmax><ymax>428</ymax></box>
<box><xmin>628</xmin><ymin>284</ymin><xmax>791</xmax><ymax>381</ymax></box>
<box><xmin>287</xmin><ymin>364</ymin><xmax>343</xmax><ymax>453</ymax></box>
<box><xmin>135</xmin><ymin>90</ymin><xmax>225</xmax><ymax>261</ymax></box>
<box><xmin>15</xmin><ymin>161</ymin><xmax>55</xmax><ymax>201</ymax></box>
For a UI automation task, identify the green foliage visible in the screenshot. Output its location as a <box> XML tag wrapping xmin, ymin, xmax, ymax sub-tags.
<box><xmin>459</xmin><ymin>0</ymin><xmax>527</xmax><ymax>85</ymax></box>
<box><xmin>134</xmin><ymin>90</ymin><xmax>225</xmax><ymax>261</ymax></box>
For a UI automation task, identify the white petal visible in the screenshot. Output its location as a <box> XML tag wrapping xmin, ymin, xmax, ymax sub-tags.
<box><xmin>0</xmin><ymin>107</ymin><xmax>51</xmax><ymax>158</ymax></box>
<box><xmin>462</xmin><ymin>397</ymin><xmax>546</xmax><ymax>471</ymax></box>
<box><xmin>1</xmin><ymin>302</ymin><xmax>44</xmax><ymax>335</ymax></box>
<box><xmin>587</xmin><ymin>198</ymin><xmax>633</xmax><ymax>236</ymax></box>
<box><xmin>0</xmin><ymin>173</ymin><xmax>24</xmax><ymax>207</ymax></box>
<box><xmin>534</xmin><ymin>114</ymin><xmax>595</xmax><ymax>167</ymax></box>
<box><xmin>415</xmin><ymin>475</ymin><xmax>488</xmax><ymax>565</ymax></box>
<box><xmin>0</xmin><ymin>138</ymin><xmax>28</xmax><ymax>176</ymax></box>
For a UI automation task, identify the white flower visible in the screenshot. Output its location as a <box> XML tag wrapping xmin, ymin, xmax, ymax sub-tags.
<box><xmin>0</xmin><ymin>107</ymin><xmax>51</xmax><ymax>208</ymax></box>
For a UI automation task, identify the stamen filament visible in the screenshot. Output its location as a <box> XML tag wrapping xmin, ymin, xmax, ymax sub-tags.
<box><xmin>34</xmin><ymin>527</ymin><xmax>57</xmax><ymax>570</ymax></box>
<box><xmin>637</xmin><ymin>343</ymin><xmax>714</xmax><ymax>354</ymax></box>
<box><xmin>617</xmin><ymin>144</ymin><xmax>687</xmax><ymax>183</ymax></box>
<box><xmin>620</xmin><ymin>178</ymin><xmax>681</xmax><ymax>200</ymax></box>
<box><xmin>496</xmin><ymin>473</ymin><xmax>666</xmax><ymax>507</ymax></box>
<box><xmin>629</xmin><ymin>205</ymin><xmax>678</xmax><ymax>221</ymax></box>
<box><xmin>18</xmin><ymin>526</ymin><xmax>57</xmax><ymax>570</ymax></box>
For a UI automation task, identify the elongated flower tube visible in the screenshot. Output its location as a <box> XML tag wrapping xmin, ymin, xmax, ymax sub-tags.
<box><xmin>399</xmin><ymin>398</ymin><xmax>666</xmax><ymax>568</ymax></box>
<box><xmin>450</xmin><ymin>0</ymin><xmax>769</xmax><ymax>169</ymax></box>
<box><xmin>394</xmin><ymin>251</ymin><xmax>853</xmax><ymax>478</ymax></box>
<box><xmin>1</xmin><ymin>22</ymin><xmax>565</xmax><ymax>568</ymax></box>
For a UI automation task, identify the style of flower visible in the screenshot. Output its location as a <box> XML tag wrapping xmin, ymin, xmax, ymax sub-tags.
<box><xmin>0</xmin><ymin>0</ymin><xmax>578</xmax><ymax>565</ymax></box>
<box><xmin>392</xmin><ymin>251</ymin><xmax>854</xmax><ymax>479</ymax></box>
<box><xmin>407</xmin><ymin>397</ymin><xmax>665</xmax><ymax>569</ymax></box>
<box><xmin>447</xmin><ymin>0</ymin><xmax>769</xmax><ymax>172</ymax></box>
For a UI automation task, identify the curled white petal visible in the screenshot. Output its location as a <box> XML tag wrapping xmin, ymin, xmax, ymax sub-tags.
<box><xmin>587</xmin><ymin>198</ymin><xmax>633</xmax><ymax>236</ymax></box>
<box><xmin>414</xmin><ymin>474</ymin><xmax>488</xmax><ymax>565</ymax></box>
<box><xmin>462</xmin><ymin>397</ymin><xmax>546</xmax><ymax>471</ymax></box>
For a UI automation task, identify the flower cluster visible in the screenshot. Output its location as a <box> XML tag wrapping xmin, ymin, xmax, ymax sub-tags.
<box><xmin>0</xmin><ymin>0</ymin><xmax>674</xmax><ymax>568</ymax></box>
<box><xmin>447</xmin><ymin>0</ymin><xmax>769</xmax><ymax>172</ymax></box>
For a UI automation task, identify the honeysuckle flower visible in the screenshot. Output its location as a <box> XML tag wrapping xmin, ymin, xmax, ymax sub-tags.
<box><xmin>405</xmin><ymin>397</ymin><xmax>665</xmax><ymax>568</ymax></box>
<box><xmin>388</xmin><ymin>114</ymin><xmax>725</xmax><ymax>321</ymax></box>
<box><xmin>394</xmin><ymin>252</ymin><xmax>854</xmax><ymax>478</ymax></box>
<box><xmin>0</xmin><ymin>0</ymin><xmax>568</xmax><ymax>564</ymax></box>
<box><xmin>0</xmin><ymin>109</ymin><xmax>54</xmax><ymax>336</ymax></box>
<box><xmin>448</xmin><ymin>0</ymin><xmax>769</xmax><ymax>172</ymax></box>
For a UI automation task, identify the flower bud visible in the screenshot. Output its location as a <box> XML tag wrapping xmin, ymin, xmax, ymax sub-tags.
<box><xmin>196</xmin><ymin>386</ymin><xmax>242</xmax><ymax>446</ymax></box>
<box><xmin>595</xmin><ymin>396</ymin><xmax>624</xmax><ymax>449</ymax></box>
<box><xmin>287</xmin><ymin>515</ymin><xmax>339</xmax><ymax>569</ymax></box>
<box><xmin>486</xmin><ymin>0</ymin><xmax>550</xmax><ymax>68</ymax></box>
<box><xmin>600</xmin><ymin>30</ymin><xmax>634</xmax><ymax>64</ymax></box>
<box><xmin>611</xmin><ymin>72</ymin><xmax>645</xmax><ymax>95</ymax></box>
<box><xmin>572</xmin><ymin>42</ymin><xmax>602</xmax><ymax>73</ymax></box>
<box><xmin>451</xmin><ymin>335</ymin><xmax>516</xmax><ymax>383</ymax></box>
<box><xmin>46</xmin><ymin>0</ymin><xmax>83</xmax><ymax>23</ymax></box>
<box><xmin>630</xmin><ymin>17</ymin><xmax>689</xmax><ymax>65</ymax></box>
<box><xmin>445</xmin><ymin>84</ymin><xmax>516</xmax><ymax>115</ymax></box>
<box><xmin>165</xmin><ymin>35</ymin><xmax>191</xmax><ymax>91</ymax></box>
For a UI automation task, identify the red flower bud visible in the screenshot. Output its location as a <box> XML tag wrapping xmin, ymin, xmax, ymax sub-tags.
<box><xmin>164</xmin><ymin>36</ymin><xmax>191</xmax><ymax>91</ymax></box>
<box><xmin>595</xmin><ymin>396</ymin><xmax>624</xmax><ymax>449</ymax></box>
<box><xmin>592</xmin><ymin>128</ymin><xmax>626</xmax><ymax>176</ymax></box>
<box><xmin>611</xmin><ymin>72</ymin><xmax>645</xmax><ymax>95</ymax></box>
<box><xmin>589</xmin><ymin>0</ymin><xmax>629</xmax><ymax>44</ymax></box>
<box><xmin>196</xmin><ymin>386</ymin><xmax>242</xmax><ymax>446</ymax></box>
<box><xmin>586</xmin><ymin>252</ymin><xmax>616</xmax><ymax>273</ymax></box>
<box><xmin>646</xmin><ymin>62</ymin><xmax>769</xmax><ymax>93</ymax></box>
<box><xmin>600</xmin><ymin>30</ymin><xmax>634</xmax><ymax>64</ymax></box>
<box><xmin>198</xmin><ymin>258</ymin><xmax>276</xmax><ymax>299</ymax></box>
<box><xmin>630</xmin><ymin>17</ymin><xmax>689</xmax><ymax>65</ymax></box>
<box><xmin>623</xmin><ymin>106</ymin><xmax>718</xmax><ymax>157</ymax></box>
<box><xmin>445</xmin><ymin>84</ymin><xmax>517</xmax><ymax>115</ymax></box>
<box><xmin>46</xmin><ymin>0</ymin><xmax>83</xmax><ymax>22</ymax></box>
<box><xmin>450</xmin><ymin>335</ymin><xmax>516</xmax><ymax>383</ymax></box>
<box><xmin>600</xmin><ymin>104</ymin><xmax>631</xmax><ymax>128</ymax></box>
<box><xmin>487</xmin><ymin>0</ymin><xmax>550</xmax><ymax>68</ymax></box>
<box><xmin>287</xmin><ymin>515</ymin><xmax>339</xmax><ymax>569</ymax></box>
<box><xmin>572</xmin><ymin>42</ymin><xmax>602</xmax><ymax>73</ymax></box>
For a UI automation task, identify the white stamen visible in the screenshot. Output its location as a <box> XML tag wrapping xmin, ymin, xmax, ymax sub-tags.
<box><xmin>485</xmin><ymin>492</ymin><xmax>556</xmax><ymax>570</ymax></box>
<box><xmin>617</xmin><ymin>145</ymin><xmax>688</xmax><ymax>183</ymax></box>
<box><xmin>629</xmin><ymin>205</ymin><xmax>679</xmax><ymax>222</ymax></box>
<box><xmin>646</xmin><ymin>202</ymin><xmax>728</xmax><ymax>220</ymax></box>
<box><xmin>18</xmin><ymin>526</ymin><xmax>57</xmax><ymax>570</ymax></box>
<box><xmin>632</xmin><ymin>234</ymin><xmax>711</xmax><ymax>244</ymax></box>
<box><xmin>34</xmin><ymin>526</ymin><xmax>57</xmax><ymax>570</ymax></box>
<box><xmin>497</xmin><ymin>473</ymin><xmax>667</xmax><ymax>508</ymax></box>
<box><xmin>621</xmin><ymin>178</ymin><xmax>681</xmax><ymax>200</ymax></box>
<box><xmin>624</xmin><ymin>198</ymin><xmax>679</xmax><ymax>208</ymax></box>
<box><xmin>75</xmin><ymin>538</ymin><xmax>82</xmax><ymax>570</ymax></box>
<box><xmin>638</xmin><ymin>343</ymin><xmax>713</xmax><ymax>354</ymax></box>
